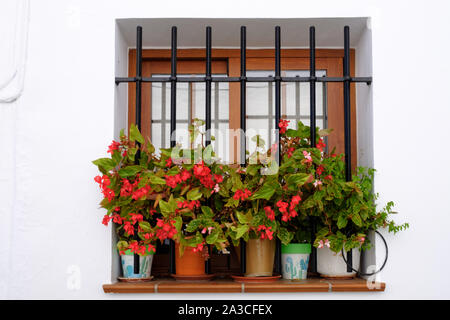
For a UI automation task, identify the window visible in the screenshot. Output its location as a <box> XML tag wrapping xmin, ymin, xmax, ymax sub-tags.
<box><xmin>127</xmin><ymin>49</ymin><xmax>356</xmax><ymax>167</ymax></box>
<box><xmin>126</xmin><ymin>48</ymin><xmax>358</xmax><ymax>278</ymax></box>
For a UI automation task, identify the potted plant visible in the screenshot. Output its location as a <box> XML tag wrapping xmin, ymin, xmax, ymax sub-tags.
<box><xmin>155</xmin><ymin>119</ymin><xmax>229</xmax><ymax>278</ymax></box>
<box><xmin>93</xmin><ymin>125</ymin><xmax>165</xmax><ymax>280</ymax></box>
<box><xmin>274</xmin><ymin>120</ymin><xmax>409</xmax><ymax>279</ymax></box>
<box><xmin>220</xmin><ymin>128</ymin><xmax>311</xmax><ymax>278</ymax></box>
<box><xmin>312</xmin><ymin>165</ymin><xmax>409</xmax><ymax>278</ymax></box>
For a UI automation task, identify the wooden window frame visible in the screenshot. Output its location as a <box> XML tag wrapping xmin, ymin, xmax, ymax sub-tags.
<box><xmin>128</xmin><ymin>48</ymin><xmax>357</xmax><ymax>168</ymax></box>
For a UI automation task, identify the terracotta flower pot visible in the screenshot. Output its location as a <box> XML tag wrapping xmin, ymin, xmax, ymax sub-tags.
<box><xmin>175</xmin><ymin>242</ymin><xmax>206</xmax><ymax>276</ymax></box>
<box><xmin>245</xmin><ymin>238</ymin><xmax>276</xmax><ymax>277</ymax></box>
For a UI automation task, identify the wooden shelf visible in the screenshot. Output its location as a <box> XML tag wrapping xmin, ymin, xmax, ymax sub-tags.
<box><xmin>103</xmin><ymin>277</ymin><xmax>385</xmax><ymax>293</ymax></box>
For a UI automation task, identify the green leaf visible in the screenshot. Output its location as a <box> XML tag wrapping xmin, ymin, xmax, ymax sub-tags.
<box><xmin>201</xmin><ymin>206</ymin><xmax>214</xmax><ymax>218</ymax></box>
<box><xmin>159</xmin><ymin>197</ymin><xmax>178</xmax><ymax>216</ymax></box>
<box><xmin>277</xmin><ymin>227</ymin><xmax>294</xmax><ymax>245</ymax></box>
<box><xmin>234</xmin><ymin>225</ymin><xmax>249</xmax><ymax>239</ymax></box>
<box><xmin>118</xmin><ymin>165</ymin><xmax>142</xmax><ymax>178</ymax></box>
<box><xmin>186</xmin><ymin>188</ymin><xmax>202</xmax><ymax>201</ymax></box>
<box><xmin>139</xmin><ymin>221</ymin><xmax>152</xmax><ymax>233</ymax></box>
<box><xmin>130</xmin><ymin>124</ymin><xmax>144</xmax><ymax>144</ymax></box>
<box><xmin>92</xmin><ymin>158</ymin><xmax>115</xmax><ymax>173</ymax></box>
<box><xmin>250</xmin><ymin>183</ymin><xmax>276</xmax><ymax>200</ymax></box>
<box><xmin>173</xmin><ymin>216</ymin><xmax>183</xmax><ymax>233</ymax></box>
<box><xmin>186</xmin><ymin>220</ymin><xmax>201</xmax><ymax>232</ymax></box>
<box><xmin>351</xmin><ymin>213</ymin><xmax>363</xmax><ymax>227</ymax></box>
<box><xmin>117</xmin><ymin>241</ymin><xmax>129</xmax><ymax>251</ymax></box>
<box><xmin>127</xmin><ymin>147</ymin><xmax>137</xmax><ymax>162</ymax></box>
<box><xmin>337</xmin><ymin>215</ymin><xmax>348</xmax><ymax>229</ymax></box>
<box><xmin>206</xmin><ymin>231</ymin><xmax>219</xmax><ymax>244</ymax></box>
<box><xmin>287</xmin><ymin>173</ymin><xmax>310</xmax><ymax>187</ymax></box>
<box><xmin>236</xmin><ymin>211</ymin><xmax>252</xmax><ymax>224</ymax></box>
<box><xmin>149</xmin><ymin>175</ymin><xmax>166</xmax><ymax>185</ymax></box>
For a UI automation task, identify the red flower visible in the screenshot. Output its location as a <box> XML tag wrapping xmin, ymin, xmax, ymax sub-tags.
<box><xmin>192</xmin><ymin>242</ymin><xmax>205</xmax><ymax>253</ymax></box>
<box><xmin>193</xmin><ymin>161</ymin><xmax>211</xmax><ymax>177</ymax></box>
<box><xmin>325</xmin><ymin>175</ymin><xmax>333</xmax><ymax>181</ymax></box>
<box><xmin>233</xmin><ymin>189</ymin><xmax>252</xmax><ymax>201</ymax></box>
<box><xmin>124</xmin><ymin>221</ymin><xmax>135</xmax><ymax>235</ymax></box>
<box><xmin>214</xmin><ymin>174</ymin><xmax>223</xmax><ymax>184</ymax></box>
<box><xmin>130</xmin><ymin>213</ymin><xmax>143</xmax><ymax>224</ymax></box>
<box><xmin>165</xmin><ymin>158</ymin><xmax>172</xmax><ymax>167</ymax></box>
<box><xmin>276</xmin><ymin>200</ymin><xmax>289</xmax><ymax>213</ymax></box>
<box><xmin>165</xmin><ymin>174</ymin><xmax>182</xmax><ymax>188</ymax></box>
<box><xmin>257</xmin><ymin>225</ymin><xmax>274</xmax><ymax>240</ymax></box>
<box><xmin>102</xmin><ymin>215</ymin><xmax>111</xmax><ymax>226</ymax></box>
<box><xmin>287</xmin><ymin>147</ymin><xmax>295</xmax><ymax>158</ymax></box>
<box><xmin>132</xmin><ymin>185</ymin><xmax>151</xmax><ymax>200</ymax></box>
<box><xmin>155</xmin><ymin>219</ymin><xmax>177</xmax><ymax>241</ymax></box>
<box><xmin>264</xmin><ymin>206</ymin><xmax>275</xmax><ymax>221</ymax></box>
<box><xmin>107</xmin><ymin>140</ymin><xmax>121</xmax><ymax>154</ymax></box>
<box><xmin>290</xmin><ymin>195</ymin><xmax>301</xmax><ymax>208</ymax></box>
<box><xmin>112</xmin><ymin>213</ymin><xmax>123</xmax><ymax>224</ymax></box>
<box><xmin>317</xmin><ymin>138</ymin><xmax>326</xmax><ymax>152</ymax></box>
<box><xmin>279</xmin><ymin>119</ymin><xmax>290</xmax><ymax>134</ymax></box>
<box><xmin>316</xmin><ymin>165</ymin><xmax>325</xmax><ymax>175</ymax></box>
<box><xmin>180</xmin><ymin>170</ymin><xmax>191</xmax><ymax>181</ymax></box>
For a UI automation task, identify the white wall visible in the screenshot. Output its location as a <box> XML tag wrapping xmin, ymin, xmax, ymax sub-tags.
<box><xmin>1</xmin><ymin>0</ymin><xmax>449</xmax><ymax>299</ymax></box>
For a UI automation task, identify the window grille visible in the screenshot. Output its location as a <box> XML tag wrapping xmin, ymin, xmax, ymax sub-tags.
<box><xmin>115</xmin><ymin>25</ymin><xmax>373</xmax><ymax>276</ymax></box>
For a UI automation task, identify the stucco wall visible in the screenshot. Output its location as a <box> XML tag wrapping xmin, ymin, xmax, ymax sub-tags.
<box><xmin>1</xmin><ymin>0</ymin><xmax>449</xmax><ymax>299</ymax></box>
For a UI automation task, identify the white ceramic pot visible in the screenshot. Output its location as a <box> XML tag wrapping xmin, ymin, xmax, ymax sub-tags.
<box><xmin>120</xmin><ymin>249</ymin><xmax>154</xmax><ymax>279</ymax></box>
<box><xmin>317</xmin><ymin>247</ymin><xmax>360</xmax><ymax>278</ymax></box>
<box><xmin>281</xmin><ymin>243</ymin><xmax>311</xmax><ymax>280</ymax></box>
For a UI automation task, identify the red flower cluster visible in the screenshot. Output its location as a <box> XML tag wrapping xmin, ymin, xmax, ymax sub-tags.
<box><xmin>107</xmin><ymin>140</ymin><xmax>121</xmax><ymax>154</ymax></box>
<box><xmin>165</xmin><ymin>169</ymin><xmax>192</xmax><ymax>188</ymax></box>
<box><xmin>124</xmin><ymin>221</ymin><xmax>135</xmax><ymax>235</ymax></box>
<box><xmin>156</xmin><ymin>219</ymin><xmax>177</xmax><ymax>241</ymax></box>
<box><xmin>94</xmin><ymin>175</ymin><xmax>115</xmax><ymax>202</ymax></box>
<box><xmin>177</xmin><ymin>200</ymin><xmax>201</xmax><ymax>211</ymax></box>
<box><xmin>192</xmin><ymin>241</ymin><xmax>205</xmax><ymax>253</ymax></box>
<box><xmin>324</xmin><ymin>174</ymin><xmax>333</xmax><ymax>181</ymax></box>
<box><xmin>131</xmin><ymin>185</ymin><xmax>151</xmax><ymax>200</ymax></box>
<box><xmin>129</xmin><ymin>213</ymin><xmax>144</xmax><ymax>224</ymax></box>
<box><xmin>102</xmin><ymin>215</ymin><xmax>111</xmax><ymax>226</ymax></box>
<box><xmin>120</xmin><ymin>179</ymin><xmax>137</xmax><ymax>197</ymax></box>
<box><xmin>277</xmin><ymin>195</ymin><xmax>301</xmax><ymax>222</ymax></box>
<box><xmin>264</xmin><ymin>206</ymin><xmax>275</xmax><ymax>221</ymax></box>
<box><xmin>279</xmin><ymin>119</ymin><xmax>290</xmax><ymax>134</ymax></box>
<box><xmin>233</xmin><ymin>189</ymin><xmax>252</xmax><ymax>201</ymax></box>
<box><xmin>317</xmin><ymin>138</ymin><xmax>326</xmax><ymax>152</ymax></box>
<box><xmin>287</xmin><ymin>147</ymin><xmax>295</xmax><ymax>158</ymax></box>
<box><xmin>316</xmin><ymin>165</ymin><xmax>325</xmax><ymax>176</ymax></box>
<box><xmin>257</xmin><ymin>225</ymin><xmax>274</xmax><ymax>240</ymax></box>
<box><xmin>193</xmin><ymin>162</ymin><xmax>223</xmax><ymax>189</ymax></box>
<box><xmin>128</xmin><ymin>241</ymin><xmax>156</xmax><ymax>255</ymax></box>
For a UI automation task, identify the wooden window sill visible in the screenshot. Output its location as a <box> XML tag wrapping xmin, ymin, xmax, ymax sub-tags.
<box><xmin>103</xmin><ymin>277</ymin><xmax>385</xmax><ymax>293</ymax></box>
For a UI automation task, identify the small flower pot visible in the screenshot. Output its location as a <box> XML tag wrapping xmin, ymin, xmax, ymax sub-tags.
<box><xmin>120</xmin><ymin>249</ymin><xmax>155</xmax><ymax>279</ymax></box>
<box><xmin>317</xmin><ymin>247</ymin><xmax>361</xmax><ymax>279</ymax></box>
<box><xmin>245</xmin><ymin>238</ymin><xmax>276</xmax><ymax>277</ymax></box>
<box><xmin>281</xmin><ymin>243</ymin><xmax>311</xmax><ymax>280</ymax></box>
<box><xmin>175</xmin><ymin>242</ymin><xmax>206</xmax><ymax>276</ymax></box>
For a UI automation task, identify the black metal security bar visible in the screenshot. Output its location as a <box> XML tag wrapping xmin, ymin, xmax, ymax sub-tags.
<box><xmin>169</xmin><ymin>26</ymin><xmax>177</xmax><ymax>275</ymax></box>
<box><xmin>132</xmin><ymin>26</ymin><xmax>143</xmax><ymax>274</ymax></box>
<box><xmin>343</xmin><ymin>26</ymin><xmax>353</xmax><ymax>272</ymax></box>
<box><xmin>205</xmin><ymin>26</ymin><xmax>212</xmax><ymax>275</ymax></box>
<box><xmin>239</xmin><ymin>26</ymin><xmax>247</xmax><ymax>275</ymax></box>
<box><xmin>309</xmin><ymin>26</ymin><xmax>318</xmax><ymax>274</ymax></box>
<box><xmin>274</xmin><ymin>26</ymin><xmax>282</xmax><ymax>275</ymax></box>
<box><xmin>116</xmin><ymin>25</ymin><xmax>372</xmax><ymax>278</ymax></box>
